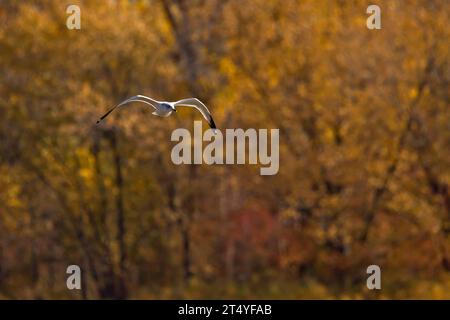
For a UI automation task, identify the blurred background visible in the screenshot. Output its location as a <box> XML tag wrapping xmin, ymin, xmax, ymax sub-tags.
<box><xmin>0</xmin><ymin>0</ymin><xmax>449</xmax><ymax>299</ymax></box>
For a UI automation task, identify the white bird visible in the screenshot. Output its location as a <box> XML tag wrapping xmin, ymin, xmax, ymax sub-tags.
<box><xmin>96</xmin><ymin>95</ymin><xmax>217</xmax><ymax>130</ymax></box>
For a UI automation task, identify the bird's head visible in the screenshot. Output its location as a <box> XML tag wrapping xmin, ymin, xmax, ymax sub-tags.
<box><xmin>162</xmin><ymin>102</ymin><xmax>176</xmax><ymax>112</ymax></box>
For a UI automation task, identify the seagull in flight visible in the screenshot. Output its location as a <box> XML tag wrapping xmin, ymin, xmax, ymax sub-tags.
<box><xmin>96</xmin><ymin>95</ymin><xmax>217</xmax><ymax>130</ymax></box>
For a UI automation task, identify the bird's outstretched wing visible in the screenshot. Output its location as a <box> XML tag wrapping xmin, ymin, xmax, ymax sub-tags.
<box><xmin>96</xmin><ymin>95</ymin><xmax>158</xmax><ymax>124</ymax></box>
<box><xmin>174</xmin><ymin>98</ymin><xmax>217</xmax><ymax>129</ymax></box>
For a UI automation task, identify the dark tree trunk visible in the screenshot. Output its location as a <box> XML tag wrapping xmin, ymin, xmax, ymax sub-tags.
<box><xmin>181</xmin><ymin>221</ymin><xmax>193</xmax><ymax>282</ymax></box>
<box><xmin>109</xmin><ymin>128</ymin><xmax>127</xmax><ymax>299</ymax></box>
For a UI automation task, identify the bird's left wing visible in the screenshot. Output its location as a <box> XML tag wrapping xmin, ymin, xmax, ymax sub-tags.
<box><xmin>96</xmin><ymin>95</ymin><xmax>158</xmax><ymax>124</ymax></box>
<box><xmin>174</xmin><ymin>98</ymin><xmax>217</xmax><ymax>130</ymax></box>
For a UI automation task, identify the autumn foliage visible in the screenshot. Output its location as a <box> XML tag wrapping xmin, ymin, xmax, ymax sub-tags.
<box><xmin>0</xmin><ymin>0</ymin><xmax>449</xmax><ymax>299</ymax></box>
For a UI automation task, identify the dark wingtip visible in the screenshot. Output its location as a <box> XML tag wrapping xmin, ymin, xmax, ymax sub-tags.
<box><xmin>210</xmin><ymin>117</ymin><xmax>217</xmax><ymax>130</ymax></box>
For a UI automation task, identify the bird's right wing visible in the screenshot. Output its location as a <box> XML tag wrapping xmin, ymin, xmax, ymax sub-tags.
<box><xmin>96</xmin><ymin>95</ymin><xmax>158</xmax><ymax>124</ymax></box>
<box><xmin>174</xmin><ymin>98</ymin><xmax>217</xmax><ymax>130</ymax></box>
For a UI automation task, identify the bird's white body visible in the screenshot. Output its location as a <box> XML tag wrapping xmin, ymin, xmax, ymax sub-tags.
<box><xmin>151</xmin><ymin>102</ymin><xmax>176</xmax><ymax>117</ymax></box>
